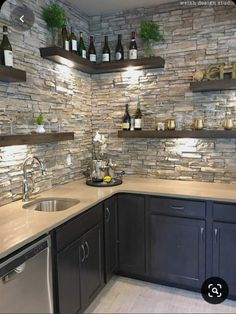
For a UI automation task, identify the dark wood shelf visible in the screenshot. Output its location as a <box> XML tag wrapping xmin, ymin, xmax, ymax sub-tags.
<box><xmin>118</xmin><ymin>130</ymin><xmax>236</xmax><ymax>139</ymax></box>
<box><xmin>40</xmin><ymin>47</ymin><xmax>165</xmax><ymax>74</ymax></box>
<box><xmin>0</xmin><ymin>65</ymin><xmax>26</xmax><ymax>82</ymax></box>
<box><xmin>190</xmin><ymin>80</ymin><xmax>236</xmax><ymax>92</ymax></box>
<box><xmin>0</xmin><ymin>132</ymin><xmax>74</xmax><ymax>147</ymax></box>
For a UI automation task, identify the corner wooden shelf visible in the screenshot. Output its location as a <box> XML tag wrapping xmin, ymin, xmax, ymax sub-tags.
<box><xmin>118</xmin><ymin>130</ymin><xmax>236</xmax><ymax>139</ymax></box>
<box><xmin>0</xmin><ymin>65</ymin><xmax>26</xmax><ymax>82</ymax></box>
<box><xmin>0</xmin><ymin>132</ymin><xmax>74</xmax><ymax>147</ymax></box>
<box><xmin>40</xmin><ymin>47</ymin><xmax>165</xmax><ymax>74</ymax></box>
<box><xmin>190</xmin><ymin>80</ymin><xmax>236</xmax><ymax>92</ymax></box>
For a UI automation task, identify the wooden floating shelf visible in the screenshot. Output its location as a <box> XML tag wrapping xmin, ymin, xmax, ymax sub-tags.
<box><xmin>0</xmin><ymin>132</ymin><xmax>74</xmax><ymax>147</ymax></box>
<box><xmin>190</xmin><ymin>80</ymin><xmax>236</xmax><ymax>92</ymax></box>
<box><xmin>0</xmin><ymin>65</ymin><xmax>26</xmax><ymax>83</ymax></box>
<box><xmin>40</xmin><ymin>47</ymin><xmax>165</xmax><ymax>74</ymax></box>
<box><xmin>118</xmin><ymin>130</ymin><xmax>236</xmax><ymax>139</ymax></box>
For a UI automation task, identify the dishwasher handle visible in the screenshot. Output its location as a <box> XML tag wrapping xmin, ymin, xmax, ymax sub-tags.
<box><xmin>0</xmin><ymin>235</ymin><xmax>50</xmax><ymax>279</ymax></box>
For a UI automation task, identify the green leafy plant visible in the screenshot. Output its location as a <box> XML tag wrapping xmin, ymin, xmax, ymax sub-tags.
<box><xmin>36</xmin><ymin>113</ymin><xmax>44</xmax><ymax>125</ymax></box>
<box><xmin>42</xmin><ymin>4</ymin><xmax>67</xmax><ymax>29</ymax></box>
<box><xmin>140</xmin><ymin>20</ymin><xmax>164</xmax><ymax>42</ymax></box>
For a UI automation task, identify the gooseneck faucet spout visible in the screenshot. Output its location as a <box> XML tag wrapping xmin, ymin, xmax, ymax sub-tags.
<box><xmin>22</xmin><ymin>156</ymin><xmax>47</xmax><ymax>202</ymax></box>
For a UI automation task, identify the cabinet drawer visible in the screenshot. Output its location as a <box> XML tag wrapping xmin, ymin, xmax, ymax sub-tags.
<box><xmin>147</xmin><ymin>196</ymin><xmax>206</xmax><ymax>219</ymax></box>
<box><xmin>213</xmin><ymin>202</ymin><xmax>236</xmax><ymax>222</ymax></box>
<box><xmin>55</xmin><ymin>203</ymin><xmax>103</xmax><ymax>251</ymax></box>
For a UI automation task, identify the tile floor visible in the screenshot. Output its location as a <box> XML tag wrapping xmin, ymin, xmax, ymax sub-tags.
<box><xmin>85</xmin><ymin>276</ymin><xmax>236</xmax><ymax>313</ymax></box>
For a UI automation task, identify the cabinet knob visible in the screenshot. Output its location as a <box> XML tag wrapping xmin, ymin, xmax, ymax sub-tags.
<box><xmin>214</xmin><ymin>228</ymin><xmax>218</xmax><ymax>242</ymax></box>
<box><xmin>200</xmin><ymin>227</ymin><xmax>204</xmax><ymax>241</ymax></box>
<box><xmin>171</xmin><ymin>205</ymin><xmax>185</xmax><ymax>211</ymax></box>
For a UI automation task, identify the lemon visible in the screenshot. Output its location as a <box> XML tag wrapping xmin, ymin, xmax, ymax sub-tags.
<box><xmin>103</xmin><ymin>176</ymin><xmax>112</xmax><ymax>183</ymax></box>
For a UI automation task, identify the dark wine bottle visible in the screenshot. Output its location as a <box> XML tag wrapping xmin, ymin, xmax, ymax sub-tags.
<box><xmin>102</xmin><ymin>35</ymin><xmax>111</xmax><ymax>62</ymax></box>
<box><xmin>134</xmin><ymin>103</ymin><xmax>142</xmax><ymax>130</ymax></box>
<box><xmin>115</xmin><ymin>34</ymin><xmax>124</xmax><ymax>61</ymax></box>
<box><xmin>69</xmin><ymin>27</ymin><xmax>78</xmax><ymax>53</ymax></box>
<box><xmin>129</xmin><ymin>31</ymin><xmax>138</xmax><ymax>60</ymax></box>
<box><xmin>88</xmin><ymin>35</ymin><xmax>96</xmax><ymax>63</ymax></box>
<box><xmin>122</xmin><ymin>104</ymin><xmax>131</xmax><ymax>131</ymax></box>
<box><xmin>0</xmin><ymin>26</ymin><xmax>13</xmax><ymax>67</ymax></box>
<box><xmin>78</xmin><ymin>32</ymin><xmax>86</xmax><ymax>59</ymax></box>
<box><xmin>62</xmin><ymin>25</ymin><xmax>69</xmax><ymax>51</ymax></box>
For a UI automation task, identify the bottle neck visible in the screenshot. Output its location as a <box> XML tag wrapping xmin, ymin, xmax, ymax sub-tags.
<box><xmin>90</xmin><ymin>37</ymin><xmax>94</xmax><ymax>44</ymax></box>
<box><xmin>80</xmin><ymin>32</ymin><xmax>83</xmax><ymax>39</ymax></box>
<box><xmin>131</xmin><ymin>32</ymin><xmax>136</xmax><ymax>41</ymax></box>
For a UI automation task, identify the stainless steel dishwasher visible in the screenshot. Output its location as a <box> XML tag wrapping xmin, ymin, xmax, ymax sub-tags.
<box><xmin>0</xmin><ymin>235</ymin><xmax>53</xmax><ymax>313</ymax></box>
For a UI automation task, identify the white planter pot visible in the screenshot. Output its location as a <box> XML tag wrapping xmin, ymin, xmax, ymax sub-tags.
<box><xmin>36</xmin><ymin>125</ymin><xmax>45</xmax><ymax>134</ymax></box>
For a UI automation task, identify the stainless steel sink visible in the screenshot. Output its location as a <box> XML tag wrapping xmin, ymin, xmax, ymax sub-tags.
<box><xmin>23</xmin><ymin>197</ymin><xmax>80</xmax><ymax>212</ymax></box>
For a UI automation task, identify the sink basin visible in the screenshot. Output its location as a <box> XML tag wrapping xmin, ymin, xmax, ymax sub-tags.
<box><xmin>23</xmin><ymin>197</ymin><xmax>80</xmax><ymax>212</ymax></box>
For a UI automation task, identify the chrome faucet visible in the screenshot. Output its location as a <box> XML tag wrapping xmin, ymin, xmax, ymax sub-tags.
<box><xmin>22</xmin><ymin>156</ymin><xmax>46</xmax><ymax>202</ymax></box>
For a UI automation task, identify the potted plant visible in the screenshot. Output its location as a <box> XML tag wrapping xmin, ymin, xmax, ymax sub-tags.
<box><xmin>35</xmin><ymin>113</ymin><xmax>45</xmax><ymax>134</ymax></box>
<box><xmin>140</xmin><ymin>19</ymin><xmax>164</xmax><ymax>57</ymax></box>
<box><xmin>42</xmin><ymin>3</ymin><xmax>67</xmax><ymax>46</ymax></box>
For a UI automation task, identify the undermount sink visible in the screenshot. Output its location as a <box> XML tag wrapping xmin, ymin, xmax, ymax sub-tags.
<box><xmin>23</xmin><ymin>197</ymin><xmax>80</xmax><ymax>212</ymax></box>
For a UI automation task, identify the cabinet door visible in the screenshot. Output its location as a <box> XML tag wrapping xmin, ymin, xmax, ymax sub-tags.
<box><xmin>148</xmin><ymin>214</ymin><xmax>205</xmax><ymax>288</ymax></box>
<box><xmin>213</xmin><ymin>222</ymin><xmax>236</xmax><ymax>297</ymax></box>
<box><xmin>82</xmin><ymin>224</ymin><xmax>103</xmax><ymax>309</ymax></box>
<box><xmin>57</xmin><ymin>239</ymin><xmax>83</xmax><ymax>314</ymax></box>
<box><xmin>117</xmin><ymin>194</ymin><xmax>146</xmax><ymax>276</ymax></box>
<box><xmin>104</xmin><ymin>197</ymin><xmax>118</xmax><ymax>282</ymax></box>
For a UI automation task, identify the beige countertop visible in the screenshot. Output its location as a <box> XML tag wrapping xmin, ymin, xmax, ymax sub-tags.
<box><xmin>1</xmin><ymin>176</ymin><xmax>236</xmax><ymax>260</ymax></box>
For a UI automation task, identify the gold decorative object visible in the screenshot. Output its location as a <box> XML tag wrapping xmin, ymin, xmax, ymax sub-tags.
<box><xmin>193</xmin><ymin>70</ymin><xmax>205</xmax><ymax>82</ymax></box>
<box><xmin>166</xmin><ymin>119</ymin><xmax>176</xmax><ymax>130</ymax></box>
<box><xmin>193</xmin><ymin>118</ymin><xmax>204</xmax><ymax>130</ymax></box>
<box><xmin>195</xmin><ymin>62</ymin><xmax>236</xmax><ymax>82</ymax></box>
<box><xmin>223</xmin><ymin>118</ymin><xmax>233</xmax><ymax>130</ymax></box>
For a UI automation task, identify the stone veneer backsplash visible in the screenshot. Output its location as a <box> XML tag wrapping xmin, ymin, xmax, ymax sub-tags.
<box><xmin>90</xmin><ymin>1</ymin><xmax>236</xmax><ymax>184</ymax></box>
<box><xmin>1</xmin><ymin>0</ymin><xmax>236</xmax><ymax>207</ymax></box>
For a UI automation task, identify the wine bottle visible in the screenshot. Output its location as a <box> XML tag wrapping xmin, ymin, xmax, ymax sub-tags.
<box><xmin>0</xmin><ymin>26</ymin><xmax>13</xmax><ymax>67</ymax></box>
<box><xmin>102</xmin><ymin>35</ymin><xmax>111</xmax><ymax>62</ymax></box>
<box><xmin>134</xmin><ymin>103</ymin><xmax>142</xmax><ymax>130</ymax></box>
<box><xmin>88</xmin><ymin>35</ymin><xmax>96</xmax><ymax>63</ymax></box>
<box><xmin>122</xmin><ymin>104</ymin><xmax>131</xmax><ymax>131</ymax></box>
<box><xmin>78</xmin><ymin>32</ymin><xmax>86</xmax><ymax>59</ymax></box>
<box><xmin>115</xmin><ymin>34</ymin><xmax>124</xmax><ymax>61</ymax></box>
<box><xmin>69</xmin><ymin>27</ymin><xmax>78</xmax><ymax>53</ymax></box>
<box><xmin>129</xmin><ymin>31</ymin><xmax>138</xmax><ymax>60</ymax></box>
<box><xmin>62</xmin><ymin>25</ymin><xmax>69</xmax><ymax>51</ymax></box>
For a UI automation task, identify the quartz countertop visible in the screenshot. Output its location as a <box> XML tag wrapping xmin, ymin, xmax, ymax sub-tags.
<box><xmin>1</xmin><ymin>176</ymin><xmax>236</xmax><ymax>259</ymax></box>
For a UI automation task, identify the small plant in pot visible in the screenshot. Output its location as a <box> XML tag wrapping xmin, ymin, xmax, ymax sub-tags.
<box><xmin>35</xmin><ymin>113</ymin><xmax>45</xmax><ymax>134</ymax></box>
<box><xmin>42</xmin><ymin>3</ymin><xmax>67</xmax><ymax>47</ymax></box>
<box><xmin>140</xmin><ymin>19</ymin><xmax>164</xmax><ymax>57</ymax></box>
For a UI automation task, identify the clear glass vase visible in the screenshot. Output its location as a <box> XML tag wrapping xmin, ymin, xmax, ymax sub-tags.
<box><xmin>47</xmin><ymin>27</ymin><xmax>62</xmax><ymax>47</ymax></box>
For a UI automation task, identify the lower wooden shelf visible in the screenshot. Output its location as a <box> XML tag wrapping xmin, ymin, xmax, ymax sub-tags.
<box><xmin>118</xmin><ymin>130</ymin><xmax>236</xmax><ymax>139</ymax></box>
<box><xmin>0</xmin><ymin>65</ymin><xmax>26</xmax><ymax>82</ymax></box>
<box><xmin>0</xmin><ymin>132</ymin><xmax>74</xmax><ymax>147</ymax></box>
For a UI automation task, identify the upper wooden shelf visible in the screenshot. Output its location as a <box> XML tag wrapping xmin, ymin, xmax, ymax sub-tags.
<box><xmin>40</xmin><ymin>47</ymin><xmax>165</xmax><ymax>74</ymax></box>
<box><xmin>0</xmin><ymin>65</ymin><xmax>26</xmax><ymax>83</ymax></box>
<box><xmin>190</xmin><ymin>80</ymin><xmax>236</xmax><ymax>92</ymax></box>
<box><xmin>118</xmin><ymin>130</ymin><xmax>236</xmax><ymax>139</ymax></box>
<box><xmin>0</xmin><ymin>132</ymin><xmax>74</xmax><ymax>147</ymax></box>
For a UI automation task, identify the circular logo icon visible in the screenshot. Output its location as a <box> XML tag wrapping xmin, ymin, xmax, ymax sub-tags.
<box><xmin>10</xmin><ymin>5</ymin><xmax>34</xmax><ymax>32</ymax></box>
<box><xmin>201</xmin><ymin>277</ymin><xmax>229</xmax><ymax>304</ymax></box>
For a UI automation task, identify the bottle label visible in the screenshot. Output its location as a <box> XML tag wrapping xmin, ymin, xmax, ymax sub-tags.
<box><xmin>135</xmin><ymin>118</ymin><xmax>142</xmax><ymax>129</ymax></box>
<box><xmin>65</xmin><ymin>40</ymin><xmax>69</xmax><ymax>51</ymax></box>
<box><xmin>102</xmin><ymin>53</ymin><xmax>110</xmax><ymax>62</ymax></box>
<box><xmin>122</xmin><ymin>122</ymin><xmax>130</xmax><ymax>129</ymax></box>
<box><xmin>4</xmin><ymin>50</ymin><xmax>13</xmax><ymax>66</ymax></box>
<box><xmin>89</xmin><ymin>54</ymin><xmax>96</xmax><ymax>62</ymax></box>
<box><xmin>72</xmin><ymin>40</ymin><xmax>77</xmax><ymax>51</ymax></box>
<box><xmin>82</xmin><ymin>50</ymin><xmax>86</xmax><ymax>59</ymax></box>
<box><xmin>116</xmin><ymin>52</ymin><xmax>122</xmax><ymax>60</ymax></box>
<box><xmin>129</xmin><ymin>49</ymin><xmax>137</xmax><ymax>60</ymax></box>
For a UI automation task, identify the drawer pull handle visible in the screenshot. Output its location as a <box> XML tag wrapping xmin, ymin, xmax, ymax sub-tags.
<box><xmin>214</xmin><ymin>228</ymin><xmax>218</xmax><ymax>242</ymax></box>
<box><xmin>81</xmin><ymin>244</ymin><xmax>86</xmax><ymax>262</ymax></box>
<box><xmin>200</xmin><ymin>227</ymin><xmax>204</xmax><ymax>241</ymax></box>
<box><xmin>171</xmin><ymin>206</ymin><xmax>185</xmax><ymax>211</ymax></box>
<box><xmin>85</xmin><ymin>241</ymin><xmax>90</xmax><ymax>259</ymax></box>
<box><xmin>106</xmin><ymin>207</ymin><xmax>111</xmax><ymax>223</ymax></box>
